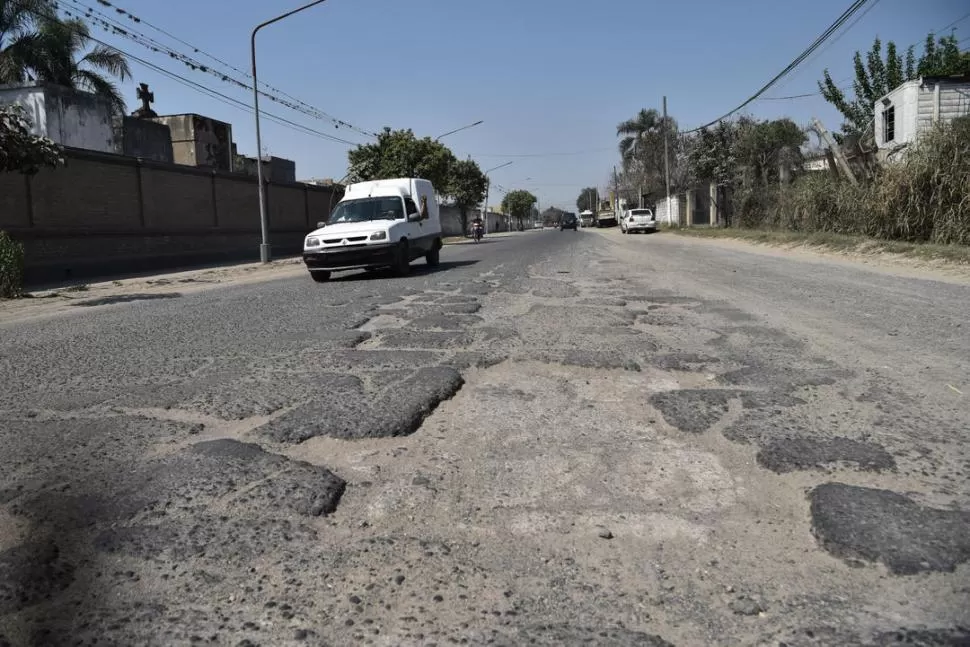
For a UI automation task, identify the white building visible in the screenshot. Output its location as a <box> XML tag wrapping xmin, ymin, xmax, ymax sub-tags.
<box><xmin>874</xmin><ymin>75</ymin><xmax>970</xmax><ymax>161</ymax></box>
<box><xmin>0</xmin><ymin>82</ymin><xmax>118</xmax><ymax>153</ymax></box>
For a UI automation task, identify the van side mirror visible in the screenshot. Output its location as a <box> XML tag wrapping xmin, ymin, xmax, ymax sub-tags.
<box><xmin>316</xmin><ymin>221</ymin><xmax>326</xmax><ymax>228</ymax></box>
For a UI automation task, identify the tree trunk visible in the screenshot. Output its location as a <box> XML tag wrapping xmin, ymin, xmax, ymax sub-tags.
<box><xmin>460</xmin><ymin>206</ymin><xmax>468</xmax><ymax>236</ymax></box>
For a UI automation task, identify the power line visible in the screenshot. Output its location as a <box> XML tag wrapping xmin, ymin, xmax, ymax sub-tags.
<box><xmin>18</xmin><ymin>2</ymin><xmax>363</xmax><ymax>147</ymax></box>
<box><xmin>468</xmin><ymin>147</ymin><xmax>616</xmax><ymax>158</ymax></box>
<box><xmin>683</xmin><ymin>0</ymin><xmax>875</xmax><ymax>133</ymax></box>
<box><xmin>43</xmin><ymin>0</ymin><xmax>378</xmax><ymax>138</ymax></box>
<box><xmin>758</xmin><ymin>9</ymin><xmax>970</xmax><ymax>101</ymax></box>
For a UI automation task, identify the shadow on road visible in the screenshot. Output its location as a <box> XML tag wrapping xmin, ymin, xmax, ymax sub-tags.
<box><xmin>72</xmin><ymin>292</ymin><xmax>183</xmax><ymax>307</ymax></box>
<box><xmin>329</xmin><ymin>260</ymin><xmax>479</xmax><ymax>282</ymax></box>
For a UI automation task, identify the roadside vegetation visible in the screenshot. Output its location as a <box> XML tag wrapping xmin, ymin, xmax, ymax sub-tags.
<box><xmin>607</xmin><ymin>32</ymin><xmax>970</xmax><ymax>259</ymax></box>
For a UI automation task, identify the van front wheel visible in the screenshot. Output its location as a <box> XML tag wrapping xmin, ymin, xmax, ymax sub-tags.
<box><xmin>394</xmin><ymin>240</ymin><xmax>411</xmax><ymax>276</ymax></box>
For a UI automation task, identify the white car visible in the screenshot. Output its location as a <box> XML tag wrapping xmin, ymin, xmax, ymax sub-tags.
<box><xmin>302</xmin><ymin>178</ymin><xmax>443</xmax><ymax>282</ymax></box>
<box><xmin>620</xmin><ymin>208</ymin><xmax>658</xmax><ymax>234</ymax></box>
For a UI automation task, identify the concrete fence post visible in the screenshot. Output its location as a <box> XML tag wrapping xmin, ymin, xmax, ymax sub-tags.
<box><xmin>304</xmin><ymin>184</ymin><xmax>310</xmax><ymax>230</ymax></box>
<box><xmin>211</xmin><ymin>171</ymin><xmax>219</xmax><ymax>228</ymax></box>
<box><xmin>685</xmin><ymin>190</ymin><xmax>694</xmax><ymax>227</ymax></box>
<box><xmin>708</xmin><ymin>182</ymin><xmax>717</xmax><ymax>226</ymax></box>
<box><xmin>135</xmin><ymin>159</ymin><xmax>146</xmax><ymax>228</ymax></box>
<box><xmin>24</xmin><ymin>173</ymin><xmax>35</xmax><ymax>228</ymax></box>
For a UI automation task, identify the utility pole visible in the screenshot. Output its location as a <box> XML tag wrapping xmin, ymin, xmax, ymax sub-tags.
<box><xmin>811</xmin><ymin>117</ymin><xmax>858</xmax><ymax>186</ymax></box>
<box><xmin>613</xmin><ymin>165</ymin><xmax>620</xmax><ymax>217</ymax></box>
<box><xmin>662</xmin><ymin>95</ymin><xmax>672</xmax><ymax>225</ymax></box>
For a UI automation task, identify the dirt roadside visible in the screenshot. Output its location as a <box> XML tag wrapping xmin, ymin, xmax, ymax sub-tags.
<box><xmin>662</xmin><ymin>230</ymin><xmax>970</xmax><ymax>285</ymax></box>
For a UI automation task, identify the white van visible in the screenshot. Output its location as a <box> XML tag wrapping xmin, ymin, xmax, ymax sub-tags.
<box><xmin>302</xmin><ymin>178</ymin><xmax>443</xmax><ymax>282</ymax></box>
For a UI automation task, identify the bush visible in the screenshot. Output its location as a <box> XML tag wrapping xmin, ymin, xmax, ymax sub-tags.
<box><xmin>729</xmin><ymin>117</ymin><xmax>970</xmax><ymax>245</ymax></box>
<box><xmin>0</xmin><ymin>231</ymin><xmax>25</xmax><ymax>298</ymax></box>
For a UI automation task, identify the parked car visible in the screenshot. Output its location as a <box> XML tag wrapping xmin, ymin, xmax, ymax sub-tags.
<box><xmin>620</xmin><ymin>208</ymin><xmax>657</xmax><ymax>234</ymax></box>
<box><xmin>302</xmin><ymin>178</ymin><xmax>443</xmax><ymax>282</ymax></box>
<box><xmin>560</xmin><ymin>213</ymin><xmax>578</xmax><ymax>231</ymax></box>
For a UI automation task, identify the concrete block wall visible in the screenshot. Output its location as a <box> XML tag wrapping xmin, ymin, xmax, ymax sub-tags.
<box><xmin>0</xmin><ymin>148</ymin><xmax>341</xmax><ymax>285</ymax></box>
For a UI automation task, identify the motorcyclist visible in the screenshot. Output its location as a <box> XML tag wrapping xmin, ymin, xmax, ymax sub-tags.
<box><xmin>471</xmin><ymin>216</ymin><xmax>484</xmax><ymax>239</ymax></box>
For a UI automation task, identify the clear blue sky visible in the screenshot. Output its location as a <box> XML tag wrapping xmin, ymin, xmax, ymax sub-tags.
<box><xmin>86</xmin><ymin>0</ymin><xmax>969</xmax><ymax>210</ymax></box>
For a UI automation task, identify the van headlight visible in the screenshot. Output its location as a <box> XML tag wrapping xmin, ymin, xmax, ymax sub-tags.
<box><xmin>369</xmin><ymin>231</ymin><xmax>387</xmax><ymax>241</ymax></box>
<box><xmin>305</xmin><ymin>237</ymin><xmax>320</xmax><ymax>247</ymax></box>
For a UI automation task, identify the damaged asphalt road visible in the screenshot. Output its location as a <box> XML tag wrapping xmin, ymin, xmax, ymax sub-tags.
<box><xmin>1</xmin><ymin>230</ymin><xmax>969</xmax><ymax>646</ymax></box>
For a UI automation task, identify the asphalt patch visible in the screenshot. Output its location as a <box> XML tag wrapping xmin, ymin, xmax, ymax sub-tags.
<box><xmin>408</xmin><ymin>314</ymin><xmax>484</xmax><ymax>330</ymax></box>
<box><xmin>257</xmin><ymin>367</ymin><xmax>464</xmax><ymax>442</ymax></box>
<box><xmin>758</xmin><ymin>437</ymin><xmax>896</xmax><ymax>473</ymax></box>
<box><xmin>375</xmin><ymin>327</ymin><xmax>518</xmax><ymax>350</ymax></box>
<box><xmin>486</xmin><ymin>624</ymin><xmax>675</xmax><ymax>646</ymax></box>
<box><xmin>0</xmin><ymin>540</ymin><xmax>74</xmax><ymax>614</ymax></box>
<box><xmin>525</xmin><ymin>350</ymin><xmax>641</xmax><ymax>372</ymax></box>
<box><xmin>650</xmin><ymin>389</ymin><xmax>737</xmax><ymax>433</ymax></box>
<box><xmin>810</xmin><ymin>483</ymin><xmax>970</xmax><ymax>574</ymax></box>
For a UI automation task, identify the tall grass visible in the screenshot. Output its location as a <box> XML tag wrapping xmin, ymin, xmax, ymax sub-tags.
<box><xmin>733</xmin><ymin>117</ymin><xmax>970</xmax><ymax>246</ymax></box>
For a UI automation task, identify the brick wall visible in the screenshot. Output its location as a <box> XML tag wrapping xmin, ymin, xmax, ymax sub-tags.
<box><xmin>0</xmin><ymin>148</ymin><xmax>342</xmax><ymax>285</ymax></box>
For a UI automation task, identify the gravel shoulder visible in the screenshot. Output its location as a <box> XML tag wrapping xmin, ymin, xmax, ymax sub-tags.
<box><xmin>1</xmin><ymin>229</ymin><xmax>967</xmax><ymax>646</ymax></box>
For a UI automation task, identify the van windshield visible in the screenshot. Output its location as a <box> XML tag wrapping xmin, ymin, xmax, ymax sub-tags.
<box><xmin>329</xmin><ymin>197</ymin><xmax>405</xmax><ymax>223</ymax></box>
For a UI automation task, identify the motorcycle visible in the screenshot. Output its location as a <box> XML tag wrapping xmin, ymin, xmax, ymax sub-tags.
<box><xmin>472</xmin><ymin>222</ymin><xmax>484</xmax><ymax>242</ymax></box>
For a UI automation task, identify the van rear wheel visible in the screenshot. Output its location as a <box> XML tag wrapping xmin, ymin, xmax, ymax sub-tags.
<box><xmin>426</xmin><ymin>242</ymin><xmax>440</xmax><ymax>267</ymax></box>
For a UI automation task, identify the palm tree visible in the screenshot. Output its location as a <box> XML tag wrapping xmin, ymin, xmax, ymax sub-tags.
<box><xmin>616</xmin><ymin>108</ymin><xmax>664</xmax><ymax>168</ymax></box>
<box><xmin>32</xmin><ymin>15</ymin><xmax>131</xmax><ymax>115</ymax></box>
<box><xmin>617</xmin><ymin>109</ymin><xmax>680</xmax><ymax>195</ymax></box>
<box><xmin>0</xmin><ymin>0</ymin><xmax>51</xmax><ymax>83</ymax></box>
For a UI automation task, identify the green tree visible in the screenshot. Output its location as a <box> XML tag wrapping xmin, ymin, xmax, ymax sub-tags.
<box><xmin>0</xmin><ymin>103</ymin><xmax>64</xmax><ymax>173</ymax></box>
<box><xmin>32</xmin><ymin>15</ymin><xmax>131</xmax><ymax>115</ymax></box>
<box><xmin>819</xmin><ymin>33</ymin><xmax>970</xmax><ymax>139</ymax></box>
<box><xmin>576</xmin><ymin>187</ymin><xmax>598</xmax><ymax>212</ymax></box>
<box><xmin>541</xmin><ymin>206</ymin><xmax>566</xmax><ymax>226</ymax></box>
<box><xmin>501</xmin><ymin>189</ymin><xmax>536</xmax><ymax>229</ymax></box>
<box><xmin>447</xmin><ymin>157</ymin><xmax>487</xmax><ymax>235</ymax></box>
<box><xmin>735</xmin><ymin>118</ymin><xmax>806</xmax><ymax>185</ymax></box>
<box><xmin>616</xmin><ymin>108</ymin><xmax>679</xmax><ymax>196</ymax></box>
<box><xmin>0</xmin><ymin>0</ymin><xmax>51</xmax><ymax>83</ymax></box>
<box><xmin>347</xmin><ymin>127</ymin><xmax>456</xmax><ymax>192</ymax></box>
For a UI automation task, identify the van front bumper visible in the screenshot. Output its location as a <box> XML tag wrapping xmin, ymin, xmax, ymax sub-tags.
<box><xmin>303</xmin><ymin>243</ymin><xmax>395</xmax><ymax>270</ymax></box>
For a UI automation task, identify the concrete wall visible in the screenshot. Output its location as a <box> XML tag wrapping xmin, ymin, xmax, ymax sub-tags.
<box><xmin>0</xmin><ymin>148</ymin><xmax>342</xmax><ymax>285</ymax></box>
<box><xmin>0</xmin><ymin>82</ymin><xmax>119</xmax><ymax>153</ymax></box>
<box><xmin>115</xmin><ymin>116</ymin><xmax>174</xmax><ymax>163</ymax></box>
<box><xmin>438</xmin><ymin>205</ymin><xmax>508</xmax><ymax>236</ymax></box>
<box><xmin>153</xmin><ymin>114</ymin><xmax>234</xmax><ymax>171</ymax></box>
<box><xmin>653</xmin><ymin>197</ymin><xmax>681</xmax><ymax>225</ymax></box>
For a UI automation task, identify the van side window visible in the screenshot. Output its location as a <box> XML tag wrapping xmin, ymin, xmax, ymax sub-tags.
<box><xmin>404</xmin><ymin>198</ymin><xmax>419</xmax><ymax>216</ymax></box>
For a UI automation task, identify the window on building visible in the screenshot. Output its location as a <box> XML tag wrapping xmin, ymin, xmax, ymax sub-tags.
<box><xmin>883</xmin><ymin>106</ymin><xmax>895</xmax><ymax>143</ymax></box>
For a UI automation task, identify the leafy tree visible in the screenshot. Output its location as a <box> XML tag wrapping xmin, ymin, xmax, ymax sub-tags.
<box><xmin>347</xmin><ymin>127</ymin><xmax>456</xmax><ymax>192</ymax></box>
<box><xmin>819</xmin><ymin>33</ymin><xmax>970</xmax><ymax>139</ymax></box>
<box><xmin>576</xmin><ymin>187</ymin><xmax>598</xmax><ymax>212</ymax></box>
<box><xmin>501</xmin><ymin>189</ymin><xmax>536</xmax><ymax>229</ymax></box>
<box><xmin>735</xmin><ymin>118</ymin><xmax>806</xmax><ymax>184</ymax></box>
<box><xmin>1</xmin><ymin>5</ymin><xmax>130</xmax><ymax>114</ymax></box>
<box><xmin>0</xmin><ymin>0</ymin><xmax>51</xmax><ymax>83</ymax></box>
<box><xmin>616</xmin><ymin>108</ymin><xmax>679</xmax><ymax>196</ymax></box>
<box><xmin>0</xmin><ymin>103</ymin><xmax>64</xmax><ymax>173</ymax></box>
<box><xmin>32</xmin><ymin>15</ymin><xmax>131</xmax><ymax>114</ymax></box>
<box><xmin>447</xmin><ymin>158</ymin><xmax>487</xmax><ymax>235</ymax></box>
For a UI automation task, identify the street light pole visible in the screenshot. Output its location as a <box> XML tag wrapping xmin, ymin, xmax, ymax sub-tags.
<box><xmin>481</xmin><ymin>161</ymin><xmax>513</xmax><ymax>235</ymax></box>
<box><xmin>434</xmin><ymin>120</ymin><xmax>483</xmax><ymax>142</ymax></box>
<box><xmin>251</xmin><ymin>0</ymin><xmax>329</xmax><ymax>263</ymax></box>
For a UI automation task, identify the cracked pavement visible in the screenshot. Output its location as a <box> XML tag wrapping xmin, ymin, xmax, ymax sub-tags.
<box><xmin>1</xmin><ymin>230</ymin><xmax>969</xmax><ymax>646</ymax></box>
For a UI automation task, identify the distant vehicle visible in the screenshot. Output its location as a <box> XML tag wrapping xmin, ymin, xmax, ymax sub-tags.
<box><xmin>302</xmin><ymin>178</ymin><xmax>442</xmax><ymax>282</ymax></box>
<box><xmin>534</xmin><ymin>222</ymin><xmax>543</xmax><ymax>229</ymax></box>
<box><xmin>579</xmin><ymin>210</ymin><xmax>595</xmax><ymax>227</ymax></box>
<box><xmin>560</xmin><ymin>213</ymin><xmax>578</xmax><ymax>231</ymax></box>
<box><xmin>620</xmin><ymin>208</ymin><xmax>658</xmax><ymax>234</ymax></box>
<box><xmin>595</xmin><ymin>208</ymin><xmax>617</xmax><ymax>228</ymax></box>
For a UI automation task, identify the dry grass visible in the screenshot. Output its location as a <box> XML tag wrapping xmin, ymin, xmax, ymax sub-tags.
<box><xmin>729</xmin><ymin>117</ymin><xmax>970</xmax><ymax>247</ymax></box>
